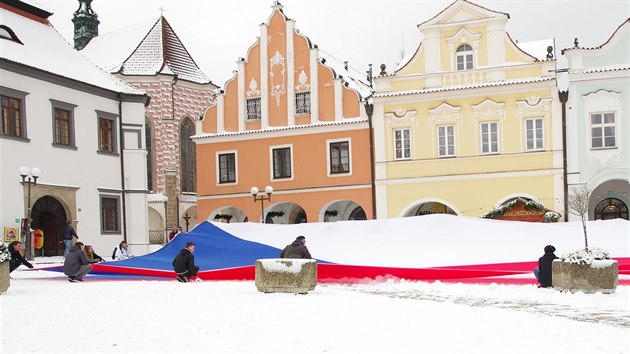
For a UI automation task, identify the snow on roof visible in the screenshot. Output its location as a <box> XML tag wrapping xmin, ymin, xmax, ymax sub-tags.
<box><xmin>192</xmin><ymin>117</ymin><xmax>368</xmax><ymax>140</ymax></box>
<box><xmin>374</xmin><ymin>76</ymin><xmax>555</xmax><ymax>98</ymax></box>
<box><xmin>0</xmin><ymin>5</ymin><xmax>143</xmax><ymax>95</ymax></box>
<box><xmin>517</xmin><ymin>39</ymin><xmax>555</xmax><ymax>61</ymax></box>
<box><xmin>318</xmin><ymin>49</ymin><xmax>373</xmax><ymax>100</ymax></box>
<box><xmin>81</xmin><ymin>17</ymin><xmax>212</xmax><ymax>84</ymax></box>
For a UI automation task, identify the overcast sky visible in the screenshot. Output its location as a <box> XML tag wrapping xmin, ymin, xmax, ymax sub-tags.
<box><xmin>36</xmin><ymin>0</ymin><xmax>629</xmax><ymax>85</ymax></box>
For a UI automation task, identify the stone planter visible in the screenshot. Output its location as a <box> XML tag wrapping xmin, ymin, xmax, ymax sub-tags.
<box><xmin>552</xmin><ymin>259</ymin><xmax>618</xmax><ymax>294</ymax></box>
<box><xmin>0</xmin><ymin>261</ymin><xmax>9</xmax><ymax>294</ymax></box>
<box><xmin>255</xmin><ymin>259</ymin><xmax>317</xmax><ymax>294</ymax></box>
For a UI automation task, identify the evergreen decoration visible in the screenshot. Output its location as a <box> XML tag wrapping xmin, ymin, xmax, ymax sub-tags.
<box><xmin>213</xmin><ymin>214</ymin><xmax>232</xmax><ymax>221</ymax></box>
<box><xmin>0</xmin><ymin>242</ymin><xmax>10</xmax><ymax>263</ymax></box>
<box><xmin>267</xmin><ymin>211</ymin><xmax>285</xmax><ymax>218</ymax></box>
<box><xmin>560</xmin><ymin>248</ymin><xmax>610</xmax><ymax>265</ymax></box>
<box><xmin>481</xmin><ymin>198</ymin><xmax>547</xmax><ymax>219</ymax></box>
<box><xmin>324</xmin><ymin>210</ymin><xmax>338</xmax><ymax>217</ymax></box>
<box><xmin>543</xmin><ymin>211</ymin><xmax>561</xmax><ymax>223</ymax></box>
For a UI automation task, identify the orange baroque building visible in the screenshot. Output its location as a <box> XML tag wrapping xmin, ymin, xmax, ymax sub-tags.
<box><xmin>193</xmin><ymin>3</ymin><xmax>373</xmax><ymax>224</ymax></box>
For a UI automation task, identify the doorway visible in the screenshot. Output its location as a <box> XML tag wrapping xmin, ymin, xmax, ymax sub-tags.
<box><xmin>31</xmin><ymin>196</ymin><xmax>67</xmax><ymax>256</ymax></box>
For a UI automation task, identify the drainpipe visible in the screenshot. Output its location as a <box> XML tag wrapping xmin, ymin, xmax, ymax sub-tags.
<box><xmin>119</xmin><ymin>93</ymin><xmax>128</xmax><ymax>241</ymax></box>
<box><xmin>559</xmin><ymin>90</ymin><xmax>569</xmax><ymax>222</ymax></box>
<box><xmin>365</xmin><ymin>102</ymin><xmax>377</xmax><ymax>220</ymax></box>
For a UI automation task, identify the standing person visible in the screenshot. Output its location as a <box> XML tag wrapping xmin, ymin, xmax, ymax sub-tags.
<box><xmin>172</xmin><ymin>242</ymin><xmax>200</xmax><ymax>283</ymax></box>
<box><xmin>280</xmin><ymin>235</ymin><xmax>312</xmax><ymax>259</ymax></box>
<box><xmin>8</xmin><ymin>241</ymin><xmax>34</xmax><ymax>272</ymax></box>
<box><xmin>168</xmin><ymin>227</ymin><xmax>179</xmax><ymax>242</ymax></box>
<box><xmin>114</xmin><ymin>241</ymin><xmax>134</xmax><ymax>260</ymax></box>
<box><xmin>63</xmin><ymin>242</ymin><xmax>92</xmax><ymax>282</ymax></box>
<box><xmin>84</xmin><ymin>245</ymin><xmax>104</xmax><ymax>263</ymax></box>
<box><xmin>533</xmin><ymin>245</ymin><xmax>558</xmax><ymax>288</ymax></box>
<box><xmin>61</xmin><ymin>221</ymin><xmax>78</xmax><ymax>257</ymax></box>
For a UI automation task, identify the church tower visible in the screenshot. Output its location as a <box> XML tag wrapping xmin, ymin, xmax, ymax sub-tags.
<box><xmin>72</xmin><ymin>0</ymin><xmax>99</xmax><ymax>50</ymax></box>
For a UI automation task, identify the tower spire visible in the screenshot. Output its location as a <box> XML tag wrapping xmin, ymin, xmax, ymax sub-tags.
<box><xmin>72</xmin><ymin>0</ymin><xmax>99</xmax><ymax>50</ymax></box>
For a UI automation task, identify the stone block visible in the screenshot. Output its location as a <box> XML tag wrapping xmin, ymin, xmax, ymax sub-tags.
<box><xmin>552</xmin><ymin>260</ymin><xmax>618</xmax><ymax>294</ymax></box>
<box><xmin>255</xmin><ymin>259</ymin><xmax>317</xmax><ymax>294</ymax></box>
<box><xmin>0</xmin><ymin>261</ymin><xmax>9</xmax><ymax>294</ymax></box>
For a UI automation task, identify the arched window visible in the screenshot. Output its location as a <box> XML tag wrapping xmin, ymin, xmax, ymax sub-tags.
<box><xmin>456</xmin><ymin>44</ymin><xmax>473</xmax><ymax>71</ymax></box>
<box><xmin>594</xmin><ymin>198</ymin><xmax>628</xmax><ymax>220</ymax></box>
<box><xmin>145</xmin><ymin>118</ymin><xmax>154</xmax><ymax>192</ymax></box>
<box><xmin>180</xmin><ymin>118</ymin><xmax>196</xmax><ymax>193</ymax></box>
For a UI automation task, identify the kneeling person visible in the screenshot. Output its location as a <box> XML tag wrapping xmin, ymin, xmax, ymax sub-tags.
<box><xmin>63</xmin><ymin>242</ymin><xmax>92</xmax><ymax>282</ymax></box>
<box><xmin>172</xmin><ymin>242</ymin><xmax>200</xmax><ymax>282</ymax></box>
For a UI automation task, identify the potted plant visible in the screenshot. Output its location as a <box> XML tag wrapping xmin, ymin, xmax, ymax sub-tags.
<box><xmin>552</xmin><ymin>185</ymin><xmax>618</xmax><ymax>293</ymax></box>
<box><xmin>0</xmin><ymin>241</ymin><xmax>10</xmax><ymax>294</ymax></box>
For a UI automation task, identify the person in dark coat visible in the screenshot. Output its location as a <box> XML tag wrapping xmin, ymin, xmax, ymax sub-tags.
<box><xmin>172</xmin><ymin>242</ymin><xmax>200</xmax><ymax>283</ymax></box>
<box><xmin>534</xmin><ymin>245</ymin><xmax>558</xmax><ymax>288</ymax></box>
<box><xmin>280</xmin><ymin>236</ymin><xmax>312</xmax><ymax>259</ymax></box>
<box><xmin>63</xmin><ymin>242</ymin><xmax>92</xmax><ymax>282</ymax></box>
<box><xmin>9</xmin><ymin>241</ymin><xmax>34</xmax><ymax>272</ymax></box>
<box><xmin>61</xmin><ymin>221</ymin><xmax>78</xmax><ymax>257</ymax></box>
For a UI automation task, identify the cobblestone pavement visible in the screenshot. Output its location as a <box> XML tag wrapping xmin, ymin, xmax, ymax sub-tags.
<box><xmin>330</xmin><ymin>286</ymin><xmax>629</xmax><ymax>329</ymax></box>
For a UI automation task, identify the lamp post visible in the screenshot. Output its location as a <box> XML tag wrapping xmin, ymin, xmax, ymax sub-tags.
<box><xmin>250</xmin><ymin>186</ymin><xmax>273</xmax><ymax>223</ymax></box>
<box><xmin>19</xmin><ymin>166</ymin><xmax>40</xmax><ymax>261</ymax></box>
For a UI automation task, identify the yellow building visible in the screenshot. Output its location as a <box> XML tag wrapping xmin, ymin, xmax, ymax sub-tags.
<box><xmin>372</xmin><ymin>0</ymin><xmax>563</xmax><ymax>218</ymax></box>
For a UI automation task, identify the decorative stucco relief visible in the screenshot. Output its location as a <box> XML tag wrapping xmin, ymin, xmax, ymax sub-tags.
<box><xmin>269</xmin><ymin>51</ymin><xmax>286</xmax><ymax>106</ymax></box>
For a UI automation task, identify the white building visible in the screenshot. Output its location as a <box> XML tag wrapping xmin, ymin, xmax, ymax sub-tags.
<box><xmin>0</xmin><ymin>0</ymin><xmax>151</xmax><ymax>257</ymax></box>
<box><xmin>562</xmin><ymin>18</ymin><xmax>630</xmax><ymax>221</ymax></box>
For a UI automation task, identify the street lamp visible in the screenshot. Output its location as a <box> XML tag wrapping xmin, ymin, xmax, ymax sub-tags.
<box><xmin>250</xmin><ymin>185</ymin><xmax>273</xmax><ymax>223</ymax></box>
<box><xmin>19</xmin><ymin>166</ymin><xmax>40</xmax><ymax>261</ymax></box>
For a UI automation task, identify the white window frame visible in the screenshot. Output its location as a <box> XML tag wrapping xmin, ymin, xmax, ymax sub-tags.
<box><xmin>216</xmin><ymin>150</ymin><xmax>238</xmax><ymax>185</ymax></box>
<box><xmin>326</xmin><ymin>138</ymin><xmax>352</xmax><ymax>177</ymax></box>
<box><xmin>525</xmin><ymin>118</ymin><xmax>544</xmax><ymax>151</ymax></box>
<box><xmin>295</xmin><ymin>91</ymin><xmax>311</xmax><ymax>115</ymax></box>
<box><xmin>393</xmin><ymin>128</ymin><xmax>411</xmax><ymax>160</ymax></box>
<box><xmin>269</xmin><ymin>144</ymin><xmax>294</xmax><ymax>181</ymax></box>
<box><xmin>246</xmin><ymin>97</ymin><xmax>261</xmax><ymax>120</ymax></box>
<box><xmin>480</xmin><ymin>121</ymin><xmax>499</xmax><ymax>155</ymax></box>
<box><xmin>437</xmin><ymin>125</ymin><xmax>455</xmax><ymax>158</ymax></box>
<box><xmin>590</xmin><ymin>111</ymin><xmax>616</xmax><ymax>149</ymax></box>
<box><xmin>456</xmin><ymin>44</ymin><xmax>473</xmax><ymax>71</ymax></box>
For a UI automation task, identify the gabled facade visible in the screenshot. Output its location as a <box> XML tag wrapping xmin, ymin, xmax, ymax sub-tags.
<box><xmin>1</xmin><ymin>0</ymin><xmax>150</xmax><ymax>256</ymax></box>
<box><xmin>562</xmin><ymin>18</ymin><xmax>630</xmax><ymax>221</ymax></box>
<box><xmin>372</xmin><ymin>0</ymin><xmax>562</xmax><ymax>219</ymax></box>
<box><xmin>78</xmin><ymin>10</ymin><xmax>217</xmax><ymax>240</ymax></box>
<box><xmin>194</xmin><ymin>3</ymin><xmax>373</xmax><ymax>224</ymax></box>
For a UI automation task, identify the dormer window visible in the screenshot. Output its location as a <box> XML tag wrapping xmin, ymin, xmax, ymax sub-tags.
<box><xmin>456</xmin><ymin>44</ymin><xmax>473</xmax><ymax>71</ymax></box>
<box><xmin>0</xmin><ymin>25</ymin><xmax>23</xmax><ymax>44</ymax></box>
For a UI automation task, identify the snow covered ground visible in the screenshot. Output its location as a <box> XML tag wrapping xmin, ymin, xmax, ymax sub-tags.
<box><xmin>2</xmin><ymin>259</ymin><xmax>629</xmax><ymax>354</ymax></box>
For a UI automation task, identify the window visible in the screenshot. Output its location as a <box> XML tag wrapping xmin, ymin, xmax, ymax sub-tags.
<box><xmin>272</xmin><ymin>147</ymin><xmax>292</xmax><ymax>179</ymax></box>
<box><xmin>100</xmin><ymin>196</ymin><xmax>120</xmax><ymax>233</ymax></box>
<box><xmin>145</xmin><ymin>118</ymin><xmax>154</xmax><ymax>191</ymax></box>
<box><xmin>98</xmin><ymin>118</ymin><xmax>113</xmax><ymax>151</ymax></box>
<box><xmin>1</xmin><ymin>94</ymin><xmax>24</xmax><ymax>138</ymax></box>
<box><xmin>480</xmin><ymin>122</ymin><xmax>499</xmax><ymax>154</ymax></box>
<box><xmin>438</xmin><ymin>125</ymin><xmax>455</xmax><ymax>157</ymax></box>
<box><xmin>295</xmin><ymin>91</ymin><xmax>311</xmax><ymax>115</ymax></box>
<box><xmin>394</xmin><ymin>128</ymin><xmax>411</xmax><ymax>160</ymax></box>
<box><xmin>246</xmin><ymin>98</ymin><xmax>261</xmax><ymax>120</ymax></box>
<box><xmin>180</xmin><ymin>118</ymin><xmax>196</xmax><ymax>192</ymax></box>
<box><xmin>218</xmin><ymin>152</ymin><xmax>236</xmax><ymax>184</ymax></box>
<box><xmin>591</xmin><ymin>112</ymin><xmax>616</xmax><ymax>148</ymax></box>
<box><xmin>594</xmin><ymin>198</ymin><xmax>628</xmax><ymax>220</ymax></box>
<box><xmin>329</xmin><ymin>141</ymin><xmax>350</xmax><ymax>174</ymax></box>
<box><xmin>1</xmin><ymin>87</ymin><xmax>28</xmax><ymax>139</ymax></box>
<box><xmin>525</xmin><ymin>118</ymin><xmax>544</xmax><ymax>151</ymax></box>
<box><xmin>50</xmin><ymin>100</ymin><xmax>76</xmax><ymax>148</ymax></box>
<box><xmin>456</xmin><ymin>44</ymin><xmax>473</xmax><ymax>71</ymax></box>
<box><xmin>0</xmin><ymin>25</ymin><xmax>22</xmax><ymax>44</ymax></box>
<box><xmin>96</xmin><ymin>110</ymin><xmax>118</xmax><ymax>154</ymax></box>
